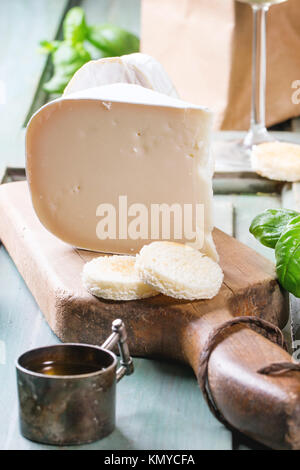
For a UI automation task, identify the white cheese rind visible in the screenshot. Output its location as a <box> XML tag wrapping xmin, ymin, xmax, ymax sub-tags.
<box><xmin>64</xmin><ymin>53</ymin><xmax>179</xmax><ymax>98</ymax></box>
<box><xmin>26</xmin><ymin>83</ymin><xmax>217</xmax><ymax>260</ymax></box>
<box><xmin>64</xmin><ymin>83</ymin><xmax>204</xmax><ymax>109</ymax></box>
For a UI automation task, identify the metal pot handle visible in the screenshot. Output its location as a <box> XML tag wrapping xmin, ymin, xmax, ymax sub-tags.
<box><xmin>101</xmin><ymin>319</ymin><xmax>134</xmax><ymax>382</ymax></box>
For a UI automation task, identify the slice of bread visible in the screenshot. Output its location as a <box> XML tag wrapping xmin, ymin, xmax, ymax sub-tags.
<box><xmin>82</xmin><ymin>255</ymin><xmax>158</xmax><ymax>301</ymax></box>
<box><xmin>251</xmin><ymin>142</ymin><xmax>300</xmax><ymax>182</ymax></box>
<box><xmin>135</xmin><ymin>242</ymin><xmax>223</xmax><ymax>300</ymax></box>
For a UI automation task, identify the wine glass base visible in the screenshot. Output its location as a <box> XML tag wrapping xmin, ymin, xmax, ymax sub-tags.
<box><xmin>213</xmin><ymin>139</ymin><xmax>253</xmax><ymax>172</ymax></box>
<box><xmin>214</xmin><ymin>129</ymin><xmax>276</xmax><ymax>173</ymax></box>
<box><xmin>243</xmin><ymin>126</ymin><xmax>275</xmax><ymax>148</ymax></box>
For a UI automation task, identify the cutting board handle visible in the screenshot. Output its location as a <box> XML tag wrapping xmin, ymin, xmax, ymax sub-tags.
<box><xmin>182</xmin><ymin>309</ymin><xmax>300</xmax><ymax>450</ymax></box>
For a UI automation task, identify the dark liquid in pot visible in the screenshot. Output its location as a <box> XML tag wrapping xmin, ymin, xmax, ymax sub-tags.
<box><xmin>29</xmin><ymin>360</ymin><xmax>104</xmax><ymax>376</ymax></box>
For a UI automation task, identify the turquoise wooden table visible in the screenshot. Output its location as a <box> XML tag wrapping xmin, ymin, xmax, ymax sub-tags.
<box><xmin>1</xmin><ymin>0</ymin><xmax>299</xmax><ymax>451</ymax></box>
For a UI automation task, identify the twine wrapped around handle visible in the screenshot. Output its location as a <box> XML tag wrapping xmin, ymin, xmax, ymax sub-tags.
<box><xmin>198</xmin><ymin>315</ymin><xmax>300</xmax><ymax>428</ymax></box>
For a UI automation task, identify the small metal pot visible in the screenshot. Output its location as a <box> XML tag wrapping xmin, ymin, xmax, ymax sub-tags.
<box><xmin>16</xmin><ymin>319</ymin><xmax>133</xmax><ymax>446</ymax></box>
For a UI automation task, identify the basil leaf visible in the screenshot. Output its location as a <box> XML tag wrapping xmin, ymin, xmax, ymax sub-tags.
<box><xmin>87</xmin><ymin>24</ymin><xmax>139</xmax><ymax>56</ymax></box>
<box><xmin>43</xmin><ymin>42</ymin><xmax>91</xmax><ymax>94</ymax></box>
<box><xmin>40</xmin><ymin>8</ymin><xmax>140</xmax><ymax>94</ymax></box>
<box><xmin>249</xmin><ymin>208</ymin><xmax>299</xmax><ymax>249</ymax></box>
<box><xmin>38</xmin><ymin>40</ymin><xmax>60</xmax><ymax>54</ymax></box>
<box><xmin>83</xmin><ymin>41</ymin><xmax>111</xmax><ymax>60</ymax></box>
<box><xmin>275</xmin><ymin>217</ymin><xmax>300</xmax><ymax>297</ymax></box>
<box><xmin>42</xmin><ymin>73</ymin><xmax>70</xmax><ymax>95</ymax></box>
<box><xmin>63</xmin><ymin>7</ymin><xmax>88</xmax><ymax>44</ymax></box>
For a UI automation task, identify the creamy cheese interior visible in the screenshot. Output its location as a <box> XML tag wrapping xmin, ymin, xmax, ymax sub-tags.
<box><xmin>26</xmin><ymin>84</ymin><xmax>217</xmax><ymax>259</ymax></box>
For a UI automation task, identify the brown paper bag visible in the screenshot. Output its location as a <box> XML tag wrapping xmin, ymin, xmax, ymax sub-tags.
<box><xmin>141</xmin><ymin>0</ymin><xmax>300</xmax><ymax>130</ymax></box>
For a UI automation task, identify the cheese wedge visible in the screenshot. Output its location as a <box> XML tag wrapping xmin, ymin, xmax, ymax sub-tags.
<box><xmin>82</xmin><ymin>255</ymin><xmax>158</xmax><ymax>300</ymax></box>
<box><xmin>64</xmin><ymin>53</ymin><xmax>178</xmax><ymax>98</ymax></box>
<box><xmin>26</xmin><ymin>83</ymin><xmax>217</xmax><ymax>259</ymax></box>
<box><xmin>135</xmin><ymin>241</ymin><xmax>223</xmax><ymax>300</ymax></box>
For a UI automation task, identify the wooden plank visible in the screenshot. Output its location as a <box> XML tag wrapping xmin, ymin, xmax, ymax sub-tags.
<box><xmin>24</xmin><ymin>0</ymin><xmax>81</xmax><ymax>125</ymax></box>
<box><xmin>215</xmin><ymin>193</ymin><xmax>282</xmax><ymax>262</ymax></box>
<box><xmin>27</xmin><ymin>0</ymin><xmax>140</xmax><ymax>120</ymax></box>
<box><xmin>0</xmin><ymin>181</ymin><xmax>287</xmax><ymax>346</ymax></box>
<box><xmin>0</xmin><ymin>130</ymin><xmax>25</xmax><ymax>184</ymax></box>
<box><xmin>0</xmin><ymin>245</ymin><xmax>58</xmax><ymax>449</ymax></box>
<box><xmin>222</xmin><ymin>187</ymin><xmax>295</xmax><ymax>383</ymax></box>
<box><xmin>280</xmin><ymin>184</ymin><xmax>300</xmax><ymax>352</ymax></box>
<box><xmin>79</xmin><ymin>359</ymin><xmax>231</xmax><ymax>451</ymax></box>
<box><xmin>220</xmin><ymin>190</ymin><xmax>288</xmax><ymax>451</ymax></box>
<box><xmin>0</xmin><ymin>190</ymin><xmax>287</xmax><ymax>450</ymax></box>
<box><xmin>0</xmin><ymin>245</ymin><xmax>232</xmax><ymax>450</ymax></box>
<box><xmin>1</xmin><ymin>167</ymin><xmax>26</xmax><ymax>184</ymax></box>
<box><xmin>215</xmin><ymin>193</ymin><xmax>293</xmax><ymax>452</ymax></box>
<box><xmin>214</xmin><ymin>199</ymin><xmax>234</xmax><ymax>236</ymax></box>
<box><xmin>291</xmin><ymin>183</ymin><xmax>300</xmax><ymax>211</ymax></box>
<box><xmin>2</xmin><ymin>0</ymin><xmax>299</xmax><ymax>449</ymax></box>
<box><xmin>291</xmin><ymin>117</ymin><xmax>300</xmax><ymax>133</ymax></box>
<box><xmin>1</xmin><ymin>182</ymin><xmax>295</xmax><ymax>450</ymax></box>
<box><xmin>0</xmin><ymin>0</ymin><xmax>71</xmax><ymax>172</ymax></box>
<box><xmin>290</xmin><ymin>295</ymin><xmax>300</xmax><ymax>345</ymax></box>
<box><xmin>213</xmin><ymin>173</ymin><xmax>283</xmax><ymax>195</ymax></box>
<box><xmin>0</xmin><ymin>0</ymin><xmax>70</xmax><ymax>130</ymax></box>
<box><xmin>214</xmin><ymin>130</ymin><xmax>300</xmax><ymax>145</ymax></box>
<box><xmin>214</xmin><ymin>131</ymin><xmax>300</xmax><ymax>174</ymax></box>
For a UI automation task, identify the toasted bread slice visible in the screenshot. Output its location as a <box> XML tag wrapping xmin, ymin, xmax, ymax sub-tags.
<box><xmin>135</xmin><ymin>242</ymin><xmax>223</xmax><ymax>300</ymax></box>
<box><xmin>82</xmin><ymin>255</ymin><xmax>158</xmax><ymax>300</ymax></box>
<box><xmin>251</xmin><ymin>142</ymin><xmax>300</xmax><ymax>182</ymax></box>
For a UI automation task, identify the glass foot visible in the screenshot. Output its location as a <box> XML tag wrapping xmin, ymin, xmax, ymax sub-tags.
<box><xmin>214</xmin><ymin>128</ymin><xmax>276</xmax><ymax>172</ymax></box>
<box><xmin>213</xmin><ymin>140</ymin><xmax>253</xmax><ymax>172</ymax></box>
<box><xmin>243</xmin><ymin>125</ymin><xmax>275</xmax><ymax>149</ymax></box>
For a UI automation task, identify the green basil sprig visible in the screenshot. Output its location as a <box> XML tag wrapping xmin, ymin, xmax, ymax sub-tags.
<box><xmin>63</xmin><ymin>6</ymin><xmax>88</xmax><ymax>45</ymax></box>
<box><xmin>43</xmin><ymin>41</ymin><xmax>91</xmax><ymax>94</ymax></box>
<box><xmin>275</xmin><ymin>216</ymin><xmax>300</xmax><ymax>297</ymax></box>
<box><xmin>250</xmin><ymin>208</ymin><xmax>300</xmax><ymax>297</ymax></box>
<box><xmin>87</xmin><ymin>24</ymin><xmax>140</xmax><ymax>57</ymax></box>
<box><xmin>249</xmin><ymin>208</ymin><xmax>299</xmax><ymax>249</ymax></box>
<box><xmin>39</xmin><ymin>7</ymin><xmax>140</xmax><ymax>94</ymax></box>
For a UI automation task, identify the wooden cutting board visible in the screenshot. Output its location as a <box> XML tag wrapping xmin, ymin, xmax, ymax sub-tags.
<box><xmin>1</xmin><ymin>181</ymin><xmax>300</xmax><ymax>450</ymax></box>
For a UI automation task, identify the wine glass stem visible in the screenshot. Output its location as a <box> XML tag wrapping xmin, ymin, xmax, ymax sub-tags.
<box><xmin>244</xmin><ymin>4</ymin><xmax>272</xmax><ymax>148</ymax></box>
<box><xmin>251</xmin><ymin>5</ymin><xmax>268</xmax><ymax>130</ymax></box>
